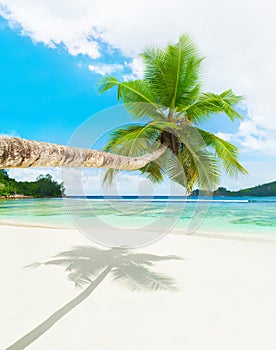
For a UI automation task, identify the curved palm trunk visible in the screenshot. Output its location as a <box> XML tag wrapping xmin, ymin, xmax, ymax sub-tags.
<box><xmin>0</xmin><ymin>137</ymin><xmax>167</xmax><ymax>170</ymax></box>
<box><xmin>5</xmin><ymin>266</ymin><xmax>112</xmax><ymax>350</ymax></box>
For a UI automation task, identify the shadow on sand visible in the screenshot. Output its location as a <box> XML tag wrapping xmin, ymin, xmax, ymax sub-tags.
<box><xmin>6</xmin><ymin>245</ymin><xmax>183</xmax><ymax>350</ymax></box>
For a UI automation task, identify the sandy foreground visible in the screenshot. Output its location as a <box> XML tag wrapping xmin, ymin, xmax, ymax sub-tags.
<box><xmin>1</xmin><ymin>224</ymin><xmax>276</xmax><ymax>350</ymax></box>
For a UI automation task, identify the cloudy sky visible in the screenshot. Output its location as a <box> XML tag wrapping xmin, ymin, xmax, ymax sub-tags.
<box><xmin>1</xmin><ymin>0</ymin><xmax>276</xmax><ymax>194</ymax></box>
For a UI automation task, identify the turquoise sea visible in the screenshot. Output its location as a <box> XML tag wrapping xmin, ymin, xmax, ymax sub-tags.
<box><xmin>0</xmin><ymin>197</ymin><xmax>275</xmax><ymax>238</ymax></box>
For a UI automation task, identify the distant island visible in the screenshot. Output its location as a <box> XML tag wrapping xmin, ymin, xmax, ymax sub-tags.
<box><xmin>0</xmin><ymin>170</ymin><xmax>64</xmax><ymax>198</ymax></box>
<box><xmin>191</xmin><ymin>181</ymin><xmax>276</xmax><ymax>197</ymax></box>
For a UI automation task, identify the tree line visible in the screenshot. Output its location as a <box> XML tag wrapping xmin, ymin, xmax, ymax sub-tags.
<box><xmin>191</xmin><ymin>181</ymin><xmax>276</xmax><ymax>197</ymax></box>
<box><xmin>0</xmin><ymin>170</ymin><xmax>64</xmax><ymax>198</ymax></box>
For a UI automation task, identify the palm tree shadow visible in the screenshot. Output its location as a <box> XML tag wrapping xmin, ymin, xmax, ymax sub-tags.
<box><xmin>6</xmin><ymin>245</ymin><xmax>183</xmax><ymax>350</ymax></box>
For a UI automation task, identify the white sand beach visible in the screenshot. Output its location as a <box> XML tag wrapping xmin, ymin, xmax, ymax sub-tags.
<box><xmin>1</xmin><ymin>224</ymin><xmax>276</xmax><ymax>350</ymax></box>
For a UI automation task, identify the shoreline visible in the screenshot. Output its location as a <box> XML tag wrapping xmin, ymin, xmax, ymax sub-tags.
<box><xmin>0</xmin><ymin>195</ymin><xmax>63</xmax><ymax>200</ymax></box>
<box><xmin>1</xmin><ymin>220</ymin><xmax>276</xmax><ymax>244</ymax></box>
<box><xmin>0</xmin><ymin>194</ymin><xmax>33</xmax><ymax>199</ymax></box>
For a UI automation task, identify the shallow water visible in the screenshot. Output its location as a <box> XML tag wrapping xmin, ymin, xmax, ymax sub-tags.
<box><xmin>0</xmin><ymin>197</ymin><xmax>275</xmax><ymax>237</ymax></box>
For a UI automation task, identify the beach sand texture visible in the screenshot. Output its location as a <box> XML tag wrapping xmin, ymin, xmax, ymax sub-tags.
<box><xmin>1</xmin><ymin>224</ymin><xmax>276</xmax><ymax>350</ymax></box>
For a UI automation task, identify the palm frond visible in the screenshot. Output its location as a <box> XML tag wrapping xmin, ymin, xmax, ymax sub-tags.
<box><xmin>103</xmin><ymin>168</ymin><xmax>119</xmax><ymax>186</ymax></box>
<box><xmin>102</xmin><ymin>122</ymin><xmax>177</xmax><ymax>185</ymax></box>
<box><xmin>142</xmin><ymin>34</ymin><xmax>202</xmax><ymax>109</ymax></box>
<box><xmin>175</xmin><ymin>83</ymin><xmax>201</xmax><ymax>110</ymax></box>
<box><xmin>138</xmin><ymin>151</ymin><xmax>187</xmax><ymax>189</ymax></box>
<box><xmin>176</xmin><ymin>127</ymin><xmax>221</xmax><ymax>190</ymax></box>
<box><xmin>98</xmin><ymin>76</ymin><xmax>119</xmax><ymax>96</ymax></box>
<box><xmin>139</xmin><ymin>161</ymin><xmax>164</xmax><ymax>183</ymax></box>
<box><xmin>180</xmin><ymin>147</ymin><xmax>220</xmax><ymax>191</ymax></box>
<box><xmin>139</xmin><ymin>145</ymin><xmax>215</xmax><ymax>191</ymax></box>
<box><xmin>181</xmin><ymin>90</ymin><xmax>244</xmax><ymax>122</ymax></box>
<box><xmin>156</xmin><ymin>149</ymin><xmax>187</xmax><ymax>187</ymax></box>
<box><xmin>99</xmin><ymin>77</ymin><xmax>166</xmax><ymax>121</ymax></box>
<box><xmin>102</xmin><ymin>124</ymin><xmax>160</xmax><ymax>185</ymax></box>
<box><xmin>103</xmin><ymin>124</ymin><xmax>160</xmax><ymax>154</ymax></box>
<box><xmin>197</xmin><ymin>128</ymin><xmax>248</xmax><ymax>177</ymax></box>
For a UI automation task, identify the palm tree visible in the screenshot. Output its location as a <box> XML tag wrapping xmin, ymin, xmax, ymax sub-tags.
<box><xmin>99</xmin><ymin>34</ymin><xmax>247</xmax><ymax>191</ymax></box>
<box><xmin>6</xmin><ymin>246</ymin><xmax>182</xmax><ymax>350</ymax></box>
<box><xmin>0</xmin><ymin>136</ymin><xmax>166</xmax><ymax>170</ymax></box>
<box><xmin>0</xmin><ymin>34</ymin><xmax>247</xmax><ymax>191</ymax></box>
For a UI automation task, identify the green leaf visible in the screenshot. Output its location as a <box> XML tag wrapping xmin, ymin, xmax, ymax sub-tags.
<box><xmin>139</xmin><ymin>161</ymin><xmax>164</xmax><ymax>183</ymax></box>
<box><xmin>181</xmin><ymin>90</ymin><xmax>244</xmax><ymax>122</ymax></box>
<box><xmin>141</xmin><ymin>34</ymin><xmax>203</xmax><ymax>110</ymax></box>
<box><xmin>102</xmin><ymin>122</ymin><xmax>178</xmax><ymax>185</ymax></box>
<box><xmin>99</xmin><ymin>77</ymin><xmax>167</xmax><ymax>121</ymax></box>
<box><xmin>197</xmin><ymin>128</ymin><xmax>248</xmax><ymax>177</ymax></box>
<box><xmin>176</xmin><ymin>127</ymin><xmax>221</xmax><ymax>190</ymax></box>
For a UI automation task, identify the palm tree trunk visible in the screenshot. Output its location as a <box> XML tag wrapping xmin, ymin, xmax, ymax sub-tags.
<box><xmin>5</xmin><ymin>266</ymin><xmax>112</xmax><ymax>350</ymax></box>
<box><xmin>0</xmin><ymin>137</ymin><xmax>167</xmax><ymax>170</ymax></box>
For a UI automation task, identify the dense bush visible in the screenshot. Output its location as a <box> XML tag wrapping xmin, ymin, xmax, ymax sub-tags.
<box><xmin>0</xmin><ymin>170</ymin><xmax>64</xmax><ymax>198</ymax></box>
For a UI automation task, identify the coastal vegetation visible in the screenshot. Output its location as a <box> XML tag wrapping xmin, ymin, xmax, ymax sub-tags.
<box><xmin>0</xmin><ymin>170</ymin><xmax>64</xmax><ymax>198</ymax></box>
<box><xmin>213</xmin><ymin>181</ymin><xmax>276</xmax><ymax>197</ymax></box>
<box><xmin>190</xmin><ymin>181</ymin><xmax>276</xmax><ymax>197</ymax></box>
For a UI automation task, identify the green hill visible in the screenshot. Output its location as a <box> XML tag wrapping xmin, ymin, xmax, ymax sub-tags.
<box><xmin>213</xmin><ymin>181</ymin><xmax>276</xmax><ymax>197</ymax></box>
<box><xmin>190</xmin><ymin>181</ymin><xmax>276</xmax><ymax>197</ymax></box>
<box><xmin>0</xmin><ymin>170</ymin><xmax>64</xmax><ymax>198</ymax></box>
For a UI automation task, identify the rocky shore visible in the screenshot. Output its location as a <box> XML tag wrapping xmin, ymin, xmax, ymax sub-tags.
<box><xmin>0</xmin><ymin>194</ymin><xmax>33</xmax><ymax>199</ymax></box>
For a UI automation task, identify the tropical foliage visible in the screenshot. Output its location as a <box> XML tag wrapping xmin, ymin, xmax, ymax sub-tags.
<box><xmin>99</xmin><ymin>34</ymin><xmax>247</xmax><ymax>191</ymax></box>
<box><xmin>209</xmin><ymin>181</ymin><xmax>276</xmax><ymax>197</ymax></box>
<box><xmin>0</xmin><ymin>170</ymin><xmax>64</xmax><ymax>197</ymax></box>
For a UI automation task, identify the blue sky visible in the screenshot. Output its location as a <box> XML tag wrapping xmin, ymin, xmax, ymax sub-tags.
<box><xmin>0</xmin><ymin>16</ymin><xmax>241</xmax><ymax>142</ymax></box>
<box><xmin>0</xmin><ymin>18</ymin><xmax>117</xmax><ymax>144</ymax></box>
<box><xmin>0</xmin><ymin>2</ymin><xmax>275</xmax><ymax>194</ymax></box>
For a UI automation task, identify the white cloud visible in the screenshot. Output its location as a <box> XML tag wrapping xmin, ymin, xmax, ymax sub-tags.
<box><xmin>0</xmin><ymin>1</ymin><xmax>102</xmax><ymax>58</ymax></box>
<box><xmin>239</xmin><ymin>121</ymin><xmax>259</xmax><ymax>138</ymax></box>
<box><xmin>66</xmin><ymin>36</ymin><xmax>100</xmax><ymax>58</ymax></box>
<box><xmin>61</xmin><ymin>168</ymin><xmax>185</xmax><ymax>196</ymax></box>
<box><xmin>1</xmin><ymin>0</ymin><xmax>276</xmax><ymax>178</ymax></box>
<box><xmin>88</xmin><ymin>63</ymin><xmax>123</xmax><ymax>75</ymax></box>
<box><xmin>215</xmin><ymin>132</ymin><xmax>233</xmax><ymax>142</ymax></box>
<box><xmin>0</xmin><ymin>130</ymin><xmax>21</xmax><ymax>138</ymax></box>
<box><xmin>216</xmin><ymin>119</ymin><xmax>276</xmax><ymax>155</ymax></box>
<box><xmin>7</xmin><ymin>168</ymin><xmax>62</xmax><ymax>182</ymax></box>
<box><xmin>123</xmin><ymin>57</ymin><xmax>145</xmax><ymax>80</ymax></box>
<box><xmin>88</xmin><ymin>58</ymin><xmax>144</xmax><ymax>78</ymax></box>
<box><xmin>238</xmin><ymin>120</ymin><xmax>276</xmax><ymax>154</ymax></box>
